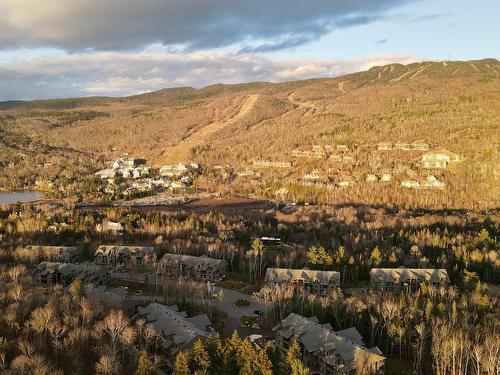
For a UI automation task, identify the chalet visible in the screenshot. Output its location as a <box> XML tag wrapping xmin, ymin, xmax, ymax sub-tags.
<box><xmin>370</xmin><ymin>267</ymin><xmax>450</xmax><ymax>292</ymax></box>
<box><xmin>274</xmin><ymin>313</ymin><xmax>385</xmax><ymax>375</ymax></box>
<box><xmin>97</xmin><ymin>221</ymin><xmax>125</xmax><ymax>235</ymax></box>
<box><xmin>421</xmin><ymin>175</ymin><xmax>445</xmax><ymax>189</ymax></box>
<box><xmin>35</xmin><ymin>262</ymin><xmax>108</xmax><ymax>287</ymax></box>
<box><xmin>377</xmin><ymin>142</ymin><xmax>392</xmax><ymax>151</ymax></box>
<box><xmin>237</xmin><ymin>170</ymin><xmax>260</xmax><ymax>177</ymax></box>
<box><xmin>411</xmin><ymin>141</ymin><xmax>429</xmax><ymax>151</ymax></box>
<box><xmin>401</xmin><ymin>180</ymin><xmax>421</xmax><ymax>189</ymax></box>
<box><xmin>95</xmin><ymin>245</ymin><xmax>156</xmax><ymax>268</ymax></box>
<box><xmin>137</xmin><ymin>303</ymin><xmax>214</xmax><ymax>360</ymax></box>
<box><xmin>394</xmin><ymin>142</ymin><xmax>411</xmax><ymax>151</ymax></box>
<box><xmin>303</xmin><ymin>170</ymin><xmax>323</xmax><ymax>181</ymax></box>
<box><xmin>112</xmin><ymin>157</ymin><xmax>145</xmax><ymax>170</ymax></box>
<box><xmin>265</xmin><ymin>268</ymin><xmax>340</xmax><ymax>297</ymax></box>
<box><xmin>422</xmin><ymin>150</ymin><xmax>460</xmax><ymax>169</ymax></box>
<box><xmin>401</xmin><ymin>176</ymin><xmax>445</xmax><ymax>190</ymax></box>
<box><xmin>329</xmin><ymin>154</ymin><xmax>343</xmax><ymax>162</ymax></box>
<box><xmin>85</xmin><ymin>285</ymin><xmax>141</xmax><ymax>316</ymax></box>
<box><xmin>159</xmin><ymin>163</ymin><xmax>199</xmax><ymax>177</ymax></box>
<box><xmin>381</xmin><ymin>173</ymin><xmax>392</xmax><ymax>182</ymax></box>
<box><xmin>158</xmin><ymin>254</ymin><xmax>227</xmax><ymax>281</ymax></box>
<box><xmin>95</xmin><ymin>169</ymin><xmax>116</xmax><ymax>179</ymax></box>
<box><xmin>17</xmin><ymin>245</ymin><xmax>82</xmax><ymax>263</ymax></box>
<box><xmin>252</xmin><ymin>160</ymin><xmax>292</xmax><ymax>169</ymax></box>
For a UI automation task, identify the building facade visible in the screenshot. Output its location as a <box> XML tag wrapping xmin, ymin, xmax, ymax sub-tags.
<box><xmin>274</xmin><ymin>313</ymin><xmax>385</xmax><ymax>375</ymax></box>
<box><xmin>265</xmin><ymin>268</ymin><xmax>340</xmax><ymax>297</ymax></box>
<box><xmin>94</xmin><ymin>245</ymin><xmax>156</xmax><ymax>268</ymax></box>
<box><xmin>158</xmin><ymin>253</ymin><xmax>227</xmax><ymax>281</ymax></box>
<box><xmin>137</xmin><ymin>303</ymin><xmax>214</xmax><ymax>361</ymax></box>
<box><xmin>35</xmin><ymin>262</ymin><xmax>108</xmax><ymax>287</ymax></box>
<box><xmin>370</xmin><ymin>267</ymin><xmax>450</xmax><ymax>292</ymax></box>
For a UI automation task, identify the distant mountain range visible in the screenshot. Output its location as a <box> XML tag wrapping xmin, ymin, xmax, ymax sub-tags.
<box><xmin>1</xmin><ymin>58</ymin><xmax>499</xmax><ymax>208</ymax></box>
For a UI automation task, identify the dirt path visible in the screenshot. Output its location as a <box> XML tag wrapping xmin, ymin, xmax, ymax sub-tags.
<box><xmin>159</xmin><ymin>94</ymin><xmax>258</xmax><ymax>164</ymax></box>
<box><xmin>391</xmin><ymin>65</ymin><xmax>428</xmax><ymax>82</ymax></box>
<box><xmin>287</xmin><ymin>92</ymin><xmax>319</xmax><ymax>116</ymax></box>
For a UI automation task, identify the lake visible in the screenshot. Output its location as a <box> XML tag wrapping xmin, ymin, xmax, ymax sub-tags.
<box><xmin>0</xmin><ymin>191</ymin><xmax>42</xmax><ymax>205</ymax></box>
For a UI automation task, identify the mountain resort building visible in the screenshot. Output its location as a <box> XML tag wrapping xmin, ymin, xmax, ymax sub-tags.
<box><xmin>265</xmin><ymin>268</ymin><xmax>340</xmax><ymax>296</ymax></box>
<box><xmin>370</xmin><ymin>267</ymin><xmax>451</xmax><ymax>292</ymax></box>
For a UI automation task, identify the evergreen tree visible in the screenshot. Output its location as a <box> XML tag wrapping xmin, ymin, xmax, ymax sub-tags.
<box><xmin>174</xmin><ymin>352</ymin><xmax>190</xmax><ymax>375</ymax></box>
<box><xmin>134</xmin><ymin>351</ymin><xmax>154</xmax><ymax>375</ymax></box>
<box><xmin>69</xmin><ymin>278</ymin><xmax>84</xmax><ymax>298</ymax></box>
<box><xmin>189</xmin><ymin>340</ymin><xmax>210</xmax><ymax>373</ymax></box>
<box><xmin>370</xmin><ymin>246</ymin><xmax>382</xmax><ymax>266</ymax></box>
<box><xmin>285</xmin><ymin>339</ymin><xmax>309</xmax><ymax>375</ymax></box>
<box><xmin>224</xmin><ymin>331</ymin><xmax>242</xmax><ymax>374</ymax></box>
<box><xmin>205</xmin><ymin>334</ymin><xmax>224</xmax><ymax>372</ymax></box>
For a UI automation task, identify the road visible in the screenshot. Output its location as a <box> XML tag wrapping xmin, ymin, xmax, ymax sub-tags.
<box><xmin>111</xmin><ymin>273</ymin><xmax>270</xmax><ymax>337</ymax></box>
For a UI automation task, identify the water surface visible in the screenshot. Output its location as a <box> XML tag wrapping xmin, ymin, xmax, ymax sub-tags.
<box><xmin>0</xmin><ymin>191</ymin><xmax>41</xmax><ymax>204</ymax></box>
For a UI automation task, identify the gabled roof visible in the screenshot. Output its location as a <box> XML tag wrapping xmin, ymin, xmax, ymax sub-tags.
<box><xmin>370</xmin><ymin>267</ymin><xmax>450</xmax><ymax>283</ymax></box>
<box><xmin>276</xmin><ymin>313</ymin><xmax>384</xmax><ymax>368</ymax></box>
<box><xmin>95</xmin><ymin>245</ymin><xmax>156</xmax><ymax>257</ymax></box>
<box><xmin>85</xmin><ymin>285</ymin><xmax>141</xmax><ymax>312</ymax></box>
<box><xmin>159</xmin><ymin>253</ymin><xmax>226</xmax><ymax>270</ymax></box>
<box><xmin>265</xmin><ymin>268</ymin><xmax>340</xmax><ymax>285</ymax></box>
<box><xmin>138</xmin><ymin>303</ymin><xmax>213</xmax><ymax>354</ymax></box>
<box><xmin>37</xmin><ymin>261</ymin><xmax>106</xmax><ymax>282</ymax></box>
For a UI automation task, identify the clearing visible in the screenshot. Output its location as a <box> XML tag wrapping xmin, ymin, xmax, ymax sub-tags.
<box><xmin>159</xmin><ymin>94</ymin><xmax>259</xmax><ymax>164</ymax></box>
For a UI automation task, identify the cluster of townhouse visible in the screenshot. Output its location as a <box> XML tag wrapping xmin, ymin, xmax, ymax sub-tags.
<box><xmin>95</xmin><ymin>158</ymin><xmax>200</xmax><ymax>196</ymax></box>
<box><xmin>370</xmin><ymin>266</ymin><xmax>450</xmax><ymax>292</ymax></box>
<box><xmin>234</xmin><ymin>142</ymin><xmax>459</xmax><ymax>196</ymax></box>
<box><xmin>26</xmin><ymin>240</ymin><xmax>454</xmax><ymax>374</ymax></box>
<box><xmin>265</xmin><ymin>268</ymin><xmax>340</xmax><ymax>297</ymax></box>
<box><xmin>401</xmin><ymin>175</ymin><xmax>445</xmax><ymax>190</ymax></box>
<box><xmin>292</xmin><ymin>144</ymin><xmax>351</xmax><ymax>160</ymax></box>
<box><xmin>96</xmin><ymin>157</ymin><xmax>149</xmax><ymax>180</ymax></box>
<box><xmin>377</xmin><ymin>141</ymin><xmax>429</xmax><ymax>151</ymax></box>
<box><xmin>157</xmin><ymin>253</ymin><xmax>227</xmax><ymax>281</ymax></box>
<box><xmin>264</xmin><ymin>265</ymin><xmax>450</xmax><ymax>297</ymax></box>
<box><xmin>137</xmin><ymin>303</ymin><xmax>214</xmax><ymax>359</ymax></box>
<box><xmin>14</xmin><ymin>245</ymin><xmax>82</xmax><ymax>263</ymax></box>
<box><xmin>274</xmin><ymin>313</ymin><xmax>385</xmax><ymax>374</ymax></box>
<box><xmin>35</xmin><ymin>261</ymin><xmax>108</xmax><ymax>286</ymax></box>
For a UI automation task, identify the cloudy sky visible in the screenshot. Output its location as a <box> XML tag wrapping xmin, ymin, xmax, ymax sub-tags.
<box><xmin>0</xmin><ymin>0</ymin><xmax>498</xmax><ymax>100</ymax></box>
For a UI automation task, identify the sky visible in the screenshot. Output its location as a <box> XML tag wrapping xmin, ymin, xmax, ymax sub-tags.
<box><xmin>0</xmin><ymin>0</ymin><xmax>498</xmax><ymax>101</ymax></box>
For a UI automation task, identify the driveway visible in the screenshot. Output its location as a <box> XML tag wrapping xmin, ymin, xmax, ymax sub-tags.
<box><xmin>110</xmin><ymin>273</ymin><xmax>269</xmax><ymax>336</ymax></box>
<box><xmin>216</xmin><ymin>287</ymin><xmax>264</xmax><ymax>318</ymax></box>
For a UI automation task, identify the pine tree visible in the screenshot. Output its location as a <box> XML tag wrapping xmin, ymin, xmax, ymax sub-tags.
<box><xmin>205</xmin><ymin>334</ymin><xmax>224</xmax><ymax>372</ymax></box>
<box><xmin>69</xmin><ymin>278</ymin><xmax>84</xmax><ymax>298</ymax></box>
<box><xmin>285</xmin><ymin>339</ymin><xmax>309</xmax><ymax>375</ymax></box>
<box><xmin>189</xmin><ymin>340</ymin><xmax>210</xmax><ymax>373</ymax></box>
<box><xmin>174</xmin><ymin>352</ymin><xmax>190</xmax><ymax>375</ymax></box>
<box><xmin>134</xmin><ymin>351</ymin><xmax>154</xmax><ymax>375</ymax></box>
<box><xmin>370</xmin><ymin>246</ymin><xmax>382</xmax><ymax>266</ymax></box>
<box><xmin>224</xmin><ymin>331</ymin><xmax>242</xmax><ymax>374</ymax></box>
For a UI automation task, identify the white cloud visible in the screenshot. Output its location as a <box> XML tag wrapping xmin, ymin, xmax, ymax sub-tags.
<box><xmin>0</xmin><ymin>49</ymin><xmax>419</xmax><ymax>100</ymax></box>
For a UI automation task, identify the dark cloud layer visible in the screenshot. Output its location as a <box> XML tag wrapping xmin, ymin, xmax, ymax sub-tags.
<box><xmin>0</xmin><ymin>0</ymin><xmax>412</xmax><ymax>51</ymax></box>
